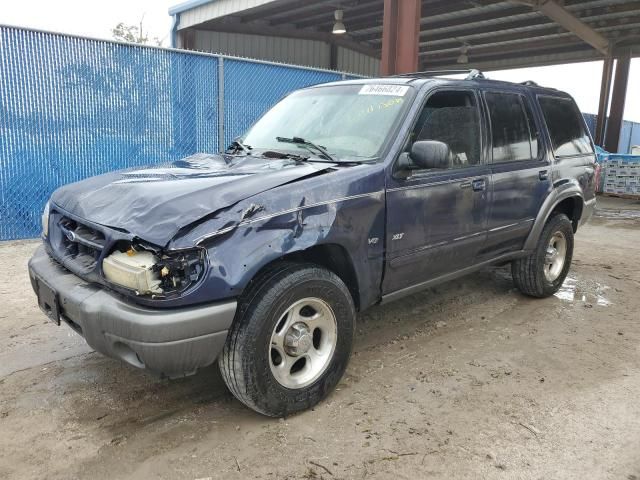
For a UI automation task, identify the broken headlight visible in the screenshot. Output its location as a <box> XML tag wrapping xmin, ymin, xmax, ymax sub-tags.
<box><xmin>153</xmin><ymin>248</ymin><xmax>207</xmax><ymax>296</ymax></box>
<box><xmin>102</xmin><ymin>243</ymin><xmax>206</xmax><ymax>298</ymax></box>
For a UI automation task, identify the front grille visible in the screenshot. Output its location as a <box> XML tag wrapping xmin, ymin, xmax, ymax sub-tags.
<box><xmin>57</xmin><ymin>216</ymin><xmax>106</xmax><ymax>271</ymax></box>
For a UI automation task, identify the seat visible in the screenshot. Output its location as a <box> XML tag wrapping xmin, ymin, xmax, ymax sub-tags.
<box><xmin>416</xmin><ymin>107</ymin><xmax>480</xmax><ymax>167</ymax></box>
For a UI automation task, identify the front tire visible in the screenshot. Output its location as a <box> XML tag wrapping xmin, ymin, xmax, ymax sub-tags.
<box><xmin>219</xmin><ymin>262</ymin><xmax>356</xmax><ymax>417</ymax></box>
<box><xmin>512</xmin><ymin>213</ymin><xmax>574</xmax><ymax>298</ymax></box>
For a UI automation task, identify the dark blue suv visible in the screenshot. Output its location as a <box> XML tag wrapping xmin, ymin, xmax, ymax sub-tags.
<box><xmin>29</xmin><ymin>71</ymin><xmax>596</xmax><ymax>416</ymax></box>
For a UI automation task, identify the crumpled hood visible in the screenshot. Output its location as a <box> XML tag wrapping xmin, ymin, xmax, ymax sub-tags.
<box><xmin>51</xmin><ymin>153</ymin><xmax>333</xmax><ymax>246</ymax></box>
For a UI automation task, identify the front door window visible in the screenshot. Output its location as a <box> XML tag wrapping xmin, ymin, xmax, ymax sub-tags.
<box><xmin>412</xmin><ymin>90</ymin><xmax>482</xmax><ymax>169</ymax></box>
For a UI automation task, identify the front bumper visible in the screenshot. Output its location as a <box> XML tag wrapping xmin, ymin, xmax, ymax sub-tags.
<box><xmin>28</xmin><ymin>246</ymin><xmax>237</xmax><ymax>378</ymax></box>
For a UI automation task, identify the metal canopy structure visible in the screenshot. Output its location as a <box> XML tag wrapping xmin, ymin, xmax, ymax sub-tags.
<box><xmin>171</xmin><ymin>0</ymin><xmax>640</xmax><ymax>70</ymax></box>
<box><xmin>170</xmin><ymin>0</ymin><xmax>640</xmax><ymax>151</ymax></box>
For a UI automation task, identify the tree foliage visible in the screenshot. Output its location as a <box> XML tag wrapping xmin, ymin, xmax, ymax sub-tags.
<box><xmin>112</xmin><ymin>17</ymin><xmax>163</xmax><ymax>46</ymax></box>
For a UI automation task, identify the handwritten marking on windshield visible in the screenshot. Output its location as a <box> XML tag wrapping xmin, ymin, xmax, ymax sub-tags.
<box><xmin>359</xmin><ymin>85</ymin><xmax>409</xmax><ymax>96</ymax></box>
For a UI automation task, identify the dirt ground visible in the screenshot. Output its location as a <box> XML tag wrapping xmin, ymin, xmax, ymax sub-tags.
<box><xmin>0</xmin><ymin>196</ymin><xmax>639</xmax><ymax>480</ymax></box>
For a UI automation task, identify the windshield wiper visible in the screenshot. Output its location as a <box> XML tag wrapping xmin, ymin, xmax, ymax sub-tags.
<box><xmin>261</xmin><ymin>150</ymin><xmax>310</xmax><ymax>162</ymax></box>
<box><xmin>227</xmin><ymin>137</ymin><xmax>252</xmax><ymax>155</ymax></box>
<box><xmin>276</xmin><ymin>136</ymin><xmax>336</xmax><ymax>162</ymax></box>
<box><xmin>259</xmin><ymin>149</ymin><xmax>343</xmax><ymax>165</ymax></box>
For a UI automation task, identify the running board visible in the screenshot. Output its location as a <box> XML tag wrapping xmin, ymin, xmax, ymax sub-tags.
<box><xmin>380</xmin><ymin>251</ymin><xmax>529</xmax><ymax>305</ymax></box>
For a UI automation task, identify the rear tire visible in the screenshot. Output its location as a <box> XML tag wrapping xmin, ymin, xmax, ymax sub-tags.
<box><xmin>512</xmin><ymin>213</ymin><xmax>574</xmax><ymax>298</ymax></box>
<box><xmin>219</xmin><ymin>262</ymin><xmax>355</xmax><ymax>417</ymax></box>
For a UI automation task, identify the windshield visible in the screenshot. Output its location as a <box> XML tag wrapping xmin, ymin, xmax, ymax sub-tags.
<box><xmin>242</xmin><ymin>84</ymin><xmax>414</xmax><ymax>161</ymax></box>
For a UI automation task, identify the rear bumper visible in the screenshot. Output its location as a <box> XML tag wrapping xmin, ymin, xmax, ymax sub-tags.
<box><xmin>28</xmin><ymin>245</ymin><xmax>236</xmax><ymax>378</ymax></box>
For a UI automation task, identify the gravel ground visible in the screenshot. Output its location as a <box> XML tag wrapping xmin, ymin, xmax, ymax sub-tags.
<box><xmin>0</xmin><ymin>196</ymin><xmax>639</xmax><ymax>480</ymax></box>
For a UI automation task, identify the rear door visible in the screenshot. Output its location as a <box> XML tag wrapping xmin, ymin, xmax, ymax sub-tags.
<box><xmin>536</xmin><ymin>95</ymin><xmax>597</xmax><ymax>205</ymax></box>
<box><xmin>383</xmin><ymin>88</ymin><xmax>490</xmax><ymax>294</ymax></box>
<box><xmin>478</xmin><ymin>90</ymin><xmax>552</xmax><ymax>259</ymax></box>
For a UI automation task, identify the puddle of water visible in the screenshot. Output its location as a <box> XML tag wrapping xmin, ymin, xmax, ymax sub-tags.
<box><xmin>554</xmin><ymin>276</ymin><xmax>612</xmax><ymax>306</ymax></box>
<box><xmin>595</xmin><ymin>209</ymin><xmax>640</xmax><ymax>221</ymax></box>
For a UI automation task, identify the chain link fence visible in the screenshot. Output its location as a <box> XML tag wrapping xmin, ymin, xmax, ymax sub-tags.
<box><xmin>0</xmin><ymin>26</ymin><xmax>351</xmax><ymax>240</ymax></box>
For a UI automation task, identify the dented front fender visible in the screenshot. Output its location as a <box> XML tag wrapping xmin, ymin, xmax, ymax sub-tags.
<box><xmin>170</xmin><ymin>163</ymin><xmax>387</xmax><ymax>309</ymax></box>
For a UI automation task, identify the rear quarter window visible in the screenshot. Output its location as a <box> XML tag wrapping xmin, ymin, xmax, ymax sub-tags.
<box><xmin>538</xmin><ymin>96</ymin><xmax>593</xmax><ymax>157</ymax></box>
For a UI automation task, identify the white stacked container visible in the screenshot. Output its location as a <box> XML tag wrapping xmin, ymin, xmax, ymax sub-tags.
<box><xmin>601</xmin><ymin>155</ymin><xmax>640</xmax><ymax>197</ymax></box>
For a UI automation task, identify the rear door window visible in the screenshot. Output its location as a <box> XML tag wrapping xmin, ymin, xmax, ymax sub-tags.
<box><xmin>485</xmin><ymin>92</ymin><xmax>537</xmax><ymax>163</ymax></box>
<box><xmin>538</xmin><ymin>96</ymin><xmax>593</xmax><ymax>157</ymax></box>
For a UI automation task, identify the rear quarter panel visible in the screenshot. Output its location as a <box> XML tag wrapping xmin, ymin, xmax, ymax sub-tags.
<box><xmin>522</xmin><ymin>91</ymin><xmax>597</xmax><ymax>250</ymax></box>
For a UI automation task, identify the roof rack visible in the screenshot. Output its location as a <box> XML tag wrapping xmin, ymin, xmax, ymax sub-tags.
<box><xmin>390</xmin><ymin>69</ymin><xmax>486</xmax><ymax>80</ymax></box>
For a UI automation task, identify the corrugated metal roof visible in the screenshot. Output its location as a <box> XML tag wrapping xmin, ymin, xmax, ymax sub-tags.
<box><xmin>169</xmin><ymin>0</ymin><xmax>216</xmax><ymax>16</ymax></box>
<box><xmin>171</xmin><ymin>0</ymin><xmax>640</xmax><ymax>71</ymax></box>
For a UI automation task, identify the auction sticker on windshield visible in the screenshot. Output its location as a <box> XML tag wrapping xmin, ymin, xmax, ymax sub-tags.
<box><xmin>359</xmin><ymin>85</ymin><xmax>410</xmax><ymax>96</ymax></box>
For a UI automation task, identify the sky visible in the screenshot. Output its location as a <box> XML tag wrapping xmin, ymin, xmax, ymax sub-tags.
<box><xmin>2</xmin><ymin>0</ymin><xmax>639</xmax><ymax>121</ymax></box>
<box><xmin>2</xmin><ymin>0</ymin><xmax>176</xmax><ymax>46</ymax></box>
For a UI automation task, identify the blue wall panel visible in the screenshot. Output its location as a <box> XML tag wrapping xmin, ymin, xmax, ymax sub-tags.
<box><xmin>583</xmin><ymin>113</ymin><xmax>640</xmax><ymax>153</ymax></box>
<box><xmin>583</xmin><ymin>113</ymin><xmax>597</xmax><ymax>138</ymax></box>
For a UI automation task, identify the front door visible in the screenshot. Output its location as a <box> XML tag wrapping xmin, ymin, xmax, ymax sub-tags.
<box><xmin>383</xmin><ymin>89</ymin><xmax>490</xmax><ymax>295</ymax></box>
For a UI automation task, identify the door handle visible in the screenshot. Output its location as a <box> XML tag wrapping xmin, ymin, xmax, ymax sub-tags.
<box><xmin>539</xmin><ymin>170</ymin><xmax>549</xmax><ymax>181</ymax></box>
<box><xmin>471</xmin><ymin>178</ymin><xmax>486</xmax><ymax>192</ymax></box>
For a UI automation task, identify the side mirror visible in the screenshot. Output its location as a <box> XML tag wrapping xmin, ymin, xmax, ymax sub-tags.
<box><xmin>409</xmin><ymin>140</ymin><xmax>451</xmax><ymax>170</ymax></box>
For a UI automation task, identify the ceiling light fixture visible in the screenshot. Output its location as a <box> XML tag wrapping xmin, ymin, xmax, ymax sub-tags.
<box><xmin>457</xmin><ymin>44</ymin><xmax>469</xmax><ymax>64</ymax></box>
<box><xmin>333</xmin><ymin>9</ymin><xmax>346</xmax><ymax>35</ymax></box>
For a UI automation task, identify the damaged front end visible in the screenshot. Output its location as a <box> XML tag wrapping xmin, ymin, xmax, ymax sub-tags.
<box><xmin>102</xmin><ymin>242</ymin><xmax>206</xmax><ymax>299</ymax></box>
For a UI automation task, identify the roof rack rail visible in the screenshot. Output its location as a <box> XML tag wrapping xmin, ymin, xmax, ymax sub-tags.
<box><xmin>390</xmin><ymin>69</ymin><xmax>486</xmax><ymax>80</ymax></box>
<box><xmin>520</xmin><ymin>80</ymin><xmax>539</xmax><ymax>86</ymax></box>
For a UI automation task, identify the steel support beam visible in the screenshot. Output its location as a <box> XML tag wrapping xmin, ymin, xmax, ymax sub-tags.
<box><xmin>595</xmin><ymin>55</ymin><xmax>614</xmax><ymax>146</ymax></box>
<box><xmin>517</xmin><ymin>0</ymin><xmax>610</xmax><ymax>54</ymax></box>
<box><xmin>380</xmin><ymin>0</ymin><xmax>421</xmax><ymax>75</ymax></box>
<box><xmin>604</xmin><ymin>54</ymin><xmax>631</xmax><ymax>153</ymax></box>
<box><xmin>329</xmin><ymin>42</ymin><xmax>338</xmax><ymax>70</ymax></box>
